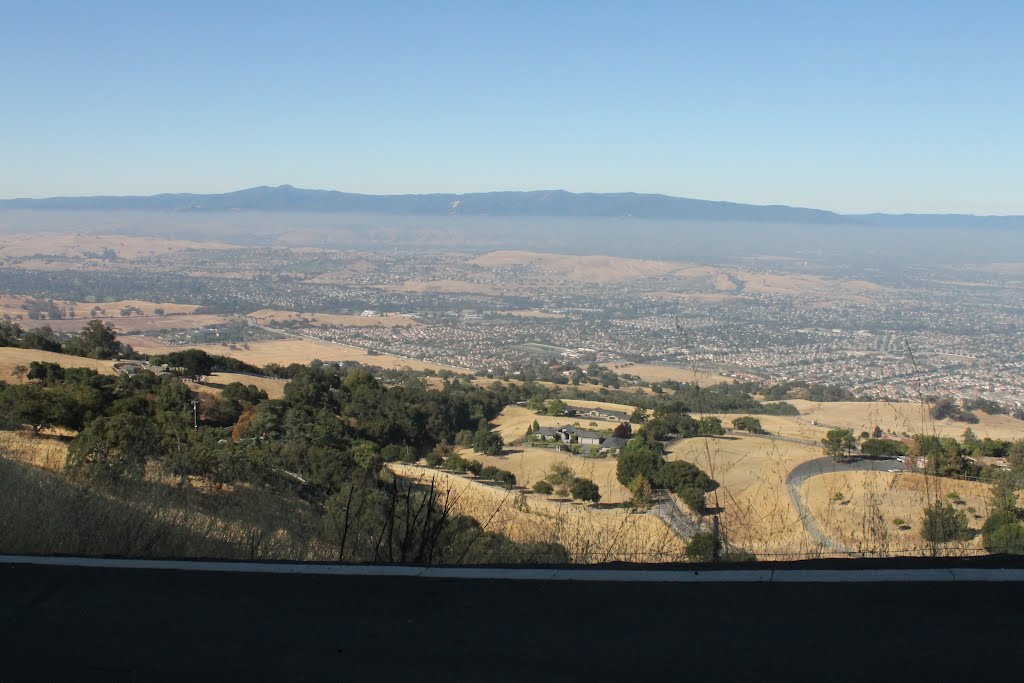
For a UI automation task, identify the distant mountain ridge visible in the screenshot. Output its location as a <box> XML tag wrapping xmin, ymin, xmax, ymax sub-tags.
<box><xmin>0</xmin><ymin>185</ymin><xmax>849</xmax><ymax>224</ymax></box>
<box><xmin>2</xmin><ymin>185</ymin><xmax>1022</xmax><ymax>227</ymax></box>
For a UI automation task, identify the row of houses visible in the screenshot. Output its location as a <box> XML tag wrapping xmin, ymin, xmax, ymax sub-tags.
<box><xmin>534</xmin><ymin>425</ymin><xmax>629</xmax><ymax>455</ymax></box>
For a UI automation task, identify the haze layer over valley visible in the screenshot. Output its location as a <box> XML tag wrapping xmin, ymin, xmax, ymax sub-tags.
<box><xmin>2</xmin><ymin>188</ymin><xmax>1023</xmax><ymax>411</ymax></box>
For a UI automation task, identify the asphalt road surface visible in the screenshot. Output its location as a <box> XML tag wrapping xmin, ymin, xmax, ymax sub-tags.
<box><xmin>3</xmin><ymin>560</ymin><xmax>1024</xmax><ymax>681</ymax></box>
<box><xmin>787</xmin><ymin>456</ymin><xmax>909</xmax><ymax>552</ymax></box>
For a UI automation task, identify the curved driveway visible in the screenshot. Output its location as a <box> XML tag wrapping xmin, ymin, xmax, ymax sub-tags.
<box><xmin>786</xmin><ymin>456</ymin><xmax>909</xmax><ymax>553</ymax></box>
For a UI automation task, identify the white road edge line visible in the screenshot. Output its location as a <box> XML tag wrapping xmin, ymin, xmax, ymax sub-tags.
<box><xmin>3</xmin><ymin>555</ymin><xmax>1024</xmax><ymax>582</ymax></box>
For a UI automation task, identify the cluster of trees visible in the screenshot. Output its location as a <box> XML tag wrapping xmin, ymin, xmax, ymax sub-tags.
<box><xmin>1</xmin><ymin>319</ymin><xmax>131</xmax><ymax>359</ymax></box>
<box><xmin>920</xmin><ymin>500</ymin><xmax>972</xmax><ymax>543</ymax></box>
<box><xmin>859</xmin><ymin>437</ymin><xmax>908</xmax><ymax>458</ymax></box>
<box><xmin>149</xmin><ymin>349</ymin><xmax>264</xmax><ymax>380</ymax></box>
<box><xmin>822</xmin><ymin>429</ymin><xmax>857</xmax><ymax>463</ymax></box>
<box><xmin>614</xmin><ymin>433</ymin><xmax>717</xmax><ymax>513</ymax></box>
<box><xmin>760</xmin><ymin>380</ymin><xmax>855</xmax><ymax>402</ymax></box>
<box><xmin>929</xmin><ymin>397</ymin><xmax>979</xmax><ymax>424</ymax></box>
<box><xmin>917</xmin><ymin>430</ymin><xmax>1024</xmax><ymax>554</ymax></box>
<box><xmin>820</xmin><ymin>429</ymin><xmax>910</xmax><ymax>462</ymax></box>
<box><xmin>638</xmin><ymin>401</ymin><xmax>726</xmax><ymax>441</ymax></box>
<box><xmin>5</xmin><ymin>357</ymin><xmax>514</xmax><ymax>495</ymax></box>
<box><xmin>908</xmin><ymin>435</ymin><xmax>976</xmax><ymax>478</ymax></box>
<box><xmin>531</xmin><ymin>463</ymin><xmax>600</xmax><ymax>503</ymax></box>
<box><xmin>982</xmin><ymin>474</ymin><xmax>1024</xmax><ymax>554</ymax></box>
<box><xmin>731</xmin><ymin>416</ymin><xmax>765</xmax><ymax>434</ymax></box>
<box><xmin>1</xmin><ymin>357</ymin><xmax>569</xmax><ymax>563</ymax></box>
<box><xmin>555</xmin><ymin>380</ymin><xmax>799</xmax><ymax>417</ymax></box>
<box><xmin>525</xmin><ymin>397</ymin><xmax>567</xmax><ymax>416</ymax></box>
<box><xmin>817</xmin><ymin>426</ymin><xmax>1024</xmax><ymax>476</ymax></box>
<box><xmin>429</xmin><ymin>450</ymin><xmax>518</xmax><ymax>488</ymax></box>
<box><xmin>454</xmin><ymin>419</ymin><xmax>505</xmax><ymax>456</ymax></box>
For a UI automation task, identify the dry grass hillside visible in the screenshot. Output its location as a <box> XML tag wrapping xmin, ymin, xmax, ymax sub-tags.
<box><xmin>374</xmin><ymin>280</ymin><xmax>502</xmax><ymax>296</ymax></box>
<box><xmin>780</xmin><ymin>399</ymin><xmax>1024</xmax><ymax>441</ymax></box>
<box><xmin>666</xmin><ymin>433</ymin><xmax>821</xmax><ymax>557</ymax></box>
<box><xmin>602</xmin><ymin>362</ymin><xmax>735</xmax><ymax>386</ymax></box>
<box><xmin>0</xmin><ymin>430</ymin><xmax>333</xmax><ymax>562</ymax></box>
<box><xmin>0</xmin><ymin>347</ymin><xmax>285</xmax><ymax>399</ymax></box>
<box><xmin>0</xmin><ymin>233</ymin><xmax>235</xmax><ymax>259</ymax></box>
<box><xmin>799</xmin><ymin>471</ymin><xmax>993</xmax><ymax>555</ymax></box>
<box><xmin>247</xmin><ymin>309</ymin><xmax>419</xmax><ymax>327</ymax></box>
<box><xmin>490</xmin><ymin>406</ymin><xmax>574</xmax><ymax>442</ymax></box>
<box><xmin>390</xmin><ymin>464</ymin><xmax>685</xmax><ymax>563</ymax></box>
<box><xmin>0</xmin><ymin>347</ymin><xmax>116</xmax><ymax>380</ymax></box>
<box><xmin>120</xmin><ymin>336</ymin><xmax>464</xmax><ymax>373</ymax></box>
<box><xmin>192</xmin><ymin>372</ymin><xmax>287</xmax><ymax>400</ymax></box>
<box><xmin>0</xmin><ymin>294</ymin><xmax>199</xmax><ymax>320</ymax></box>
<box><xmin>457</xmin><ymin>446</ymin><xmax>632</xmax><ymax>505</ymax></box>
<box><xmin>45</xmin><ymin>314</ymin><xmax>235</xmax><ymax>334</ymax></box>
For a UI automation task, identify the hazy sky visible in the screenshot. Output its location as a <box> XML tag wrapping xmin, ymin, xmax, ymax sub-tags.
<box><xmin>2</xmin><ymin>1</ymin><xmax>1022</xmax><ymax>213</ymax></box>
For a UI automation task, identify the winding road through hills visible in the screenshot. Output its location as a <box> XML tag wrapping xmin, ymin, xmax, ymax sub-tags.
<box><xmin>786</xmin><ymin>456</ymin><xmax>909</xmax><ymax>552</ymax></box>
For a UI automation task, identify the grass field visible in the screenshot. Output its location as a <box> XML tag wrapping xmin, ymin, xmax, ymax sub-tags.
<box><xmin>192</xmin><ymin>372</ymin><xmax>288</xmax><ymax>400</ymax></box>
<box><xmin>119</xmin><ymin>336</ymin><xmax>464</xmax><ymax>373</ymax></box>
<box><xmin>490</xmin><ymin>403</ymin><xmax>639</xmax><ymax>444</ymax></box>
<box><xmin>247</xmin><ymin>309</ymin><xmax>419</xmax><ymax>327</ymax></box>
<box><xmin>665</xmin><ymin>432</ymin><xmax>823</xmax><ymax>557</ymax></box>
<box><xmin>490</xmin><ymin>406</ymin><xmax>575</xmax><ymax>442</ymax></box>
<box><xmin>780</xmin><ymin>399</ymin><xmax>1024</xmax><ymax>441</ymax></box>
<box><xmin>718</xmin><ymin>413</ymin><xmax>830</xmax><ymax>442</ymax></box>
<box><xmin>457</xmin><ymin>446</ymin><xmax>632</xmax><ymax>504</ymax></box>
<box><xmin>0</xmin><ymin>430</ymin><xmax>335</xmax><ymax>562</ymax></box>
<box><xmin>0</xmin><ymin>347</ymin><xmax>285</xmax><ymax>399</ymax></box>
<box><xmin>390</xmin><ymin>464</ymin><xmax>685</xmax><ymax>563</ymax></box>
<box><xmin>0</xmin><ymin>233</ymin><xmax>236</xmax><ymax>259</ymax></box>
<box><xmin>798</xmin><ymin>471</ymin><xmax>993</xmax><ymax>555</ymax></box>
<box><xmin>0</xmin><ymin>295</ymin><xmax>199</xmax><ymax>321</ymax></box>
<box><xmin>43</xmin><ymin>314</ymin><xmax>236</xmax><ymax>334</ymax></box>
<box><xmin>602</xmin><ymin>362</ymin><xmax>735</xmax><ymax>386</ymax></box>
<box><xmin>374</xmin><ymin>279</ymin><xmax>502</xmax><ymax>295</ymax></box>
<box><xmin>0</xmin><ymin>347</ymin><xmax>116</xmax><ymax>380</ymax></box>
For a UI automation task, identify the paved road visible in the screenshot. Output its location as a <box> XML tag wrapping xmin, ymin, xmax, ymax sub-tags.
<box><xmin>3</xmin><ymin>561</ymin><xmax>1023</xmax><ymax>681</ymax></box>
<box><xmin>786</xmin><ymin>456</ymin><xmax>909</xmax><ymax>552</ymax></box>
<box><xmin>650</xmin><ymin>491</ymin><xmax>701</xmax><ymax>539</ymax></box>
<box><xmin>731</xmin><ymin>429</ymin><xmax>821</xmax><ymax>448</ymax></box>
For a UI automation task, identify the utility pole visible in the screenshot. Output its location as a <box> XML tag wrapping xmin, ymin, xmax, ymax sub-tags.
<box><xmin>190</xmin><ymin>399</ymin><xmax>200</xmax><ymax>430</ymax></box>
<box><xmin>712</xmin><ymin>514</ymin><xmax>721</xmax><ymax>563</ymax></box>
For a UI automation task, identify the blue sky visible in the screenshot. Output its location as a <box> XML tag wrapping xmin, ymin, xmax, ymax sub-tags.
<box><xmin>2</xmin><ymin>1</ymin><xmax>1022</xmax><ymax>213</ymax></box>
